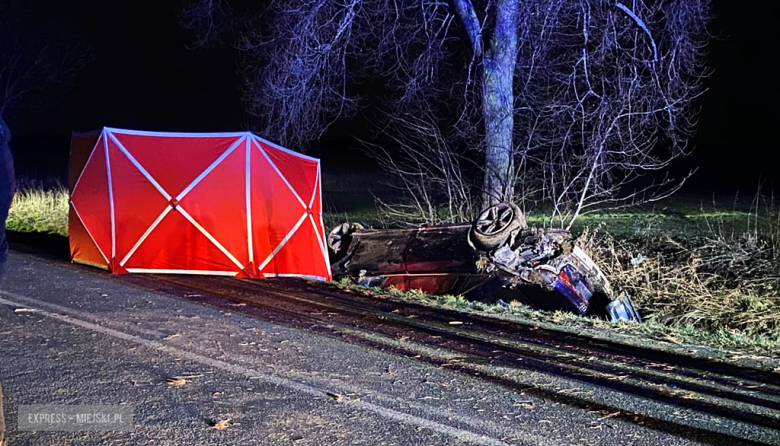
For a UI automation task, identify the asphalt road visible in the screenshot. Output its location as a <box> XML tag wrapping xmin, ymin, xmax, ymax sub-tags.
<box><xmin>1</xmin><ymin>249</ymin><xmax>780</xmax><ymax>446</ymax></box>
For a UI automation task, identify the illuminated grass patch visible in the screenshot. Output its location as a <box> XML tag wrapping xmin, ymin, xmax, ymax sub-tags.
<box><xmin>7</xmin><ymin>180</ymin><xmax>69</xmax><ymax>237</ymax></box>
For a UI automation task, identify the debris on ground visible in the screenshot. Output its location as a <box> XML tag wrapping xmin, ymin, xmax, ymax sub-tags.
<box><xmin>326</xmin><ymin>392</ymin><xmax>344</xmax><ymax>402</ymax></box>
<box><xmin>167</xmin><ymin>377</ymin><xmax>188</xmax><ymax>386</ymax></box>
<box><xmin>166</xmin><ymin>374</ymin><xmax>202</xmax><ymax>386</ymax></box>
<box><xmin>212</xmin><ymin>419</ymin><xmax>231</xmax><ymax>430</ymax></box>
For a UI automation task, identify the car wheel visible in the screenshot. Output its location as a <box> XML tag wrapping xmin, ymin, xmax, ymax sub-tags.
<box><xmin>469</xmin><ymin>203</ymin><xmax>527</xmax><ymax>250</ymax></box>
<box><xmin>327</xmin><ymin>222</ymin><xmax>364</xmax><ymax>253</ymax></box>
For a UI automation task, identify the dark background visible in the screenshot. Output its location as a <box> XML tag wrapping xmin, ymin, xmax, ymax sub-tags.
<box><xmin>5</xmin><ymin>0</ymin><xmax>777</xmax><ymax>193</ymax></box>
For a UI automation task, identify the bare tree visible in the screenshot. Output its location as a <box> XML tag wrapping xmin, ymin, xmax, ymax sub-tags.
<box><xmin>183</xmin><ymin>0</ymin><xmax>710</xmax><ymax>224</ymax></box>
<box><xmin>184</xmin><ymin>0</ymin><xmax>524</xmax><ymax>205</ymax></box>
<box><xmin>0</xmin><ymin>1</ymin><xmax>93</xmax><ymax>117</ymax></box>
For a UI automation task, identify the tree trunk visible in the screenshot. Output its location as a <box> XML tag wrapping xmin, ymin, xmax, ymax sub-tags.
<box><xmin>481</xmin><ymin>0</ymin><xmax>520</xmax><ymax>208</ymax></box>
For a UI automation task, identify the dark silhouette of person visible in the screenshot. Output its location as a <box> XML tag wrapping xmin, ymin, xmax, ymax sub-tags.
<box><xmin>0</xmin><ymin>115</ymin><xmax>14</xmax><ymax>446</ymax></box>
<box><xmin>0</xmin><ymin>116</ymin><xmax>13</xmax><ymax>284</ymax></box>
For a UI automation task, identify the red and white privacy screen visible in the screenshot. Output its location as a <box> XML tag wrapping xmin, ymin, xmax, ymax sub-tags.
<box><xmin>68</xmin><ymin>128</ymin><xmax>331</xmax><ymax>280</ymax></box>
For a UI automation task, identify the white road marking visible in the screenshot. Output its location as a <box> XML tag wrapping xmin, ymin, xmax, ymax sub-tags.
<box><xmin>0</xmin><ymin>290</ymin><xmax>523</xmax><ymax>446</ymax></box>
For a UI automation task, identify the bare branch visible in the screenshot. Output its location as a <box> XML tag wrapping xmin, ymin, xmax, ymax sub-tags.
<box><xmin>615</xmin><ymin>2</ymin><xmax>659</xmax><ymax>62</ymax></box>
<box><xmin>452</xmin><ymin>0</ymin><xmax>483</xmax><ymax>57</ymax></box>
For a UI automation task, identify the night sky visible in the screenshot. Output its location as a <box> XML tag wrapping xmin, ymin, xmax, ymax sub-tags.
<box><xmin>5</xmin><ymin>0</ymin><xmax>778</xmax><ymax>191</ymax></box>
<box><xmin>8</xmin><ymin>0</ymin><xmax>242</xmax><ymax>135</ymax></box>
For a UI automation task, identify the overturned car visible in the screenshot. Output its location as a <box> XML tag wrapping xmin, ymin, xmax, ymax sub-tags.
<box><xmin>327</xmin><ymin>203</ymin><xmax>641</xmax><ymax>323</ymax></box>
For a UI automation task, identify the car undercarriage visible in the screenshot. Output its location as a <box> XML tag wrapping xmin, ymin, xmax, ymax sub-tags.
<box><xmin>327</xmin><ymin>203</ymin><xmax>641</xmax><ymax>323</ymax></box>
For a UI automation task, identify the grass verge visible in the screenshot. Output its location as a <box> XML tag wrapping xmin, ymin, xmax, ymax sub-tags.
<box><xmin>335</xmin><ymin>275</ymin><xmax>780</xmax><ymax>360</ymax></box>
<box><xmin>7</xmin><ymin>179</ymin><xmax>69</xmax><ymax>236</ymax></box>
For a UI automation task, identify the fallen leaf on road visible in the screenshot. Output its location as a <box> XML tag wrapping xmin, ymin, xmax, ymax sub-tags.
<box><xmin>326</xmin><ymin>392</ymin><xmax>343</xmax><ymax>402</ymax></box>
<box><xmin>167</xmin><ymin>377</ymin><xmax>188</xmax><ymax>386</ymax></box>
<box><xmin>212</xmin><ymin>419</ymin><xmax>231</xmax><ymax>430</ymax></box>
<box><xmin>14</xmin><ymin>308</ymin><xmax>36</xmax><ymax>313</ymax></box>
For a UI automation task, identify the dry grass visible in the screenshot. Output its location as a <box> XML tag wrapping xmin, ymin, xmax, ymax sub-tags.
<box><xmin>7</xmin><ymin>178</ymin><xmax>69</xmax><ymax>236</ymax></box>
<box><xmin>578</xmin><ymin>207</ymin><xmax>780</xmax><ymax>342</ymax></box>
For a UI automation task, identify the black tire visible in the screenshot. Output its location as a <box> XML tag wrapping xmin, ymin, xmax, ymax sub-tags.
<box><xmin>469</xmin><ymin>203</ymin><xmax>527</xmax><ymax>250</ymax></box>
<box><xmin>327</xmin><ymin>222</ymin><xmax>364</xmax><ymax>253</ymax></box>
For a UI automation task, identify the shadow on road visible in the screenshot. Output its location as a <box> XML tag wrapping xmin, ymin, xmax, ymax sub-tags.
<box><xmin>7</xmin><ymin>231</ymin><xmax>69</xmax><ymax>260</ymax></box>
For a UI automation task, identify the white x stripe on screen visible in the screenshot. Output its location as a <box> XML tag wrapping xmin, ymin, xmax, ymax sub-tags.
<box><xmin>253</xmin><ymin>136</ymin><xmax>328</xmax><ymax>274</ymax></box>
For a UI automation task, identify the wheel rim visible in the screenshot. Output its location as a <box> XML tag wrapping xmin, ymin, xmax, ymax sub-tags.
<box><xmin>327</xmin><ymin>223</ymin><xmax>350</xmax><ymax>251</ymax></box>
<box><xmin>475</xmin><ymin>204</ymin><xmax>514</xmax><ymax>235</ymax></box>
